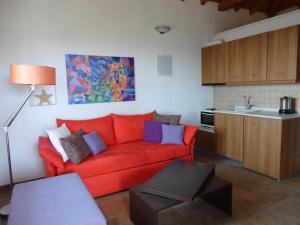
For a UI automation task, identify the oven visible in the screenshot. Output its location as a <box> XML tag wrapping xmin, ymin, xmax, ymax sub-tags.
<box><xmin>200</xmin><ymin>110</ymin><xmax>215</xmax><ymax>128</ymax></box>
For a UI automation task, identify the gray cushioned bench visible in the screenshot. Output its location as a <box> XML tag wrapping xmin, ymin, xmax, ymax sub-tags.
<box><xmin>8</xmin><ymin>173</ymin><xmax>107</xmax><ymax>225</ymax></box>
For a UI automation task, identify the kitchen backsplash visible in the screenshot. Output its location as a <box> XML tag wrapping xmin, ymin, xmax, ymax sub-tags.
<box><xmin>214</xmin><ymin>84</ymin><xmax>300</xmax><ymax>111</ymax></box>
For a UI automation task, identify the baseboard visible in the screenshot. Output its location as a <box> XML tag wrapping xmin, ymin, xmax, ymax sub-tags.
<box><xmin>0</xmin><ymin>176</ymin><xmax>46</xmax><ymax>190</ymax></box>
<box><xmin>0</xmin><ymin>184</ymin><xmax>10</xmax><ymax>191</ymax></box>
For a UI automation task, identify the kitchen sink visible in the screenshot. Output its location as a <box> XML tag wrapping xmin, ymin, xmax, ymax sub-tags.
<box><xmin>233</xmin><ymin>106</ymin><xmax>260</xmax><ymax>113</ymax></box>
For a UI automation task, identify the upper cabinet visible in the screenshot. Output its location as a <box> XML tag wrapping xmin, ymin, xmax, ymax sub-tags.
<box><xmin>244</xmin><ymin>33</ymin><xmax>268</xmax><ymax>82</ymax></box>
<box><xmin>225</xmin><ymin>39</ymin><xmax>245</xmax><ymax>83</ymax></box>
<box><xmin>267</xmin><ymin>26</ymin><xmax>299</xmax><ymax>82</ymax></box>
<box><xmin>201</xmin><ymin>25</ymin><xmax>300</xmax><ymax>85</ymax></box>
<box><xmin>202</xmin><ymin>44</ymin><xmax>225</xmax><ymax>85</ymax></box>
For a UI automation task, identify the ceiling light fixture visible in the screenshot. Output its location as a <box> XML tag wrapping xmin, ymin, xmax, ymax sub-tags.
<box><xmin>155</xmin><ymin>26</ymin><xmax>171</xmax><ymax>35</ymax></box>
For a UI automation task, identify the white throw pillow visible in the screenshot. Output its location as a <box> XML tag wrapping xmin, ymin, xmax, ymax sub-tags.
<box><xmin>46</xmin><ymin>123</ymin><xmax>71</xmax><ymax>162</ymax></box>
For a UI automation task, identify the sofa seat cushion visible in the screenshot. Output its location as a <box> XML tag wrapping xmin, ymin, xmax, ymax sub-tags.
<box><xmin>58</xmin><ymin>142</ymin><xmax>190</xmax><ymax>178</ymax></box>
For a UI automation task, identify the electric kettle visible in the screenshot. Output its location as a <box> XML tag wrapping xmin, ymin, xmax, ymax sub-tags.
<box><xmin>279</xmin><ymin>96</ymin><xmax>295</xmax><ymax>114</ymax></box>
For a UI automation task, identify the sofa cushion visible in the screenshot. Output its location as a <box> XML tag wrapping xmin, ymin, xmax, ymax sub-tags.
<box><xmin>58</xmin><ymin>141</ymin><xmax>190</xmax><ymax>178</ymax></box>
<box><xmin>60</xmin><ymin>130</ymin><xmax>91</xmax><ymax>164</ymax></box>
<box><xmin>112</xmin><ymin>112</ymin><xmax>154</xmax><ymax>144</ymax></box>
<box><xmin>144</xmin><ymin>120</ymin><xmax>163</xmax><ymax>142</ymax></box>
<box><xmin>83</xmin><ymin>131</ymin><xmax>107</xmax><ymax>155</ymax></box>
<box><xmin>57</xmin><ymin>114</ymin><xmax>115</xmax><ymax>146</ymax></box>
<box><xmin>154</xmin><ymin>111</ymin><xmax>181</xmax><ymax>125</ymax></box>
<box><xmin>46</xmin><ymin>124</ymin><xmax>71</xmax><ymax>162</ymax></box>
<box><xmin>161</xmin><ymin>124</ymin><xmax>184</xmax><ymax>145</ymax></box>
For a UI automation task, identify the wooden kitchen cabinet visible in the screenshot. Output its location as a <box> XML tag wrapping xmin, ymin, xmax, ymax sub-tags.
<box><xmin>244</xmin><ymin>33</ymin><xmax>268</xmax><ymax>82</ymax></box>
<box><xmin>201</xmin><ymin>25</ymin><xmax>300</xmax><ymax>86</ymax></box>
<box><xmin>214</xmin><ymin>113</ymin><xmax>300</xmax><ymax>180</ymax></box>
<box><xmin>215</xmin><ymin>113</ymin><xmax>244</xmax><ymax>161</ymax></box>
<box><xmin>243</xmin><ymin>116</ymin><xmax>281</xmax><ymax>179</ymax></box>
<box><xmin>225</xmin><ymin>39</ymin><xmax>245</xmax><ymax>83</ymax></box>
<box><xmin>202</xmin><ymin>44</ymin><xmax>225</xmax><ymax>84</ymax></box>
<box><xmin>267</xmin><ymin>25</ymin><xmax>300</xmax><ymax>82</ymax></box>
<box><xmin>244</xmin><ymin>116</ymin><xmax>300</xmax><ymax>180</ymax></box>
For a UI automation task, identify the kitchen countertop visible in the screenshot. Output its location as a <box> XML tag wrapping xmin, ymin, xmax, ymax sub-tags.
<box><xmin>215</xmin><ymin>109</ymin><xmax>300</xmax><ymax>120</ymax></box>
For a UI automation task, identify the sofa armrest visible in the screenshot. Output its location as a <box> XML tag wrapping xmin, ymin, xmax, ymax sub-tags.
<box><xmin>183</xmin><ymin>125</ymin><xmax>198</xmax><ymax>160</ymax></box>
<box><xmin>184</xmin><ymin>125</ymin><xmax>198</xmax><ymax>146</ymax></box>
<box><xmin>39</xmin><ymin>137</ymin><xmax>65</xmax><ymax>176</ymax></box>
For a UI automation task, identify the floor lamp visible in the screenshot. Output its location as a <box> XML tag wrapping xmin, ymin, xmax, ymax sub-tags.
<box><xmin>0</xmin><ymin>64</ymin><xmax>56</xmax><ymax>216</ymax></box>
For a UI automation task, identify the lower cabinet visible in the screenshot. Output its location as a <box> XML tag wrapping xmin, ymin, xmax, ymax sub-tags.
<box><xmin>198</xmin><ymin>129</ymin><xmax>216</xmax><ymax>152</ymax></box>
<box><xmin>243</xmin><ymin>116</ymin><xmax>281</xmax><ymax>179</ymax></box>
<box><xmin>214</xmin><ymin>113</ymin><xmax>300</xmax><ymax>180</ymax></box>
<box><xmin>244</xmin><ymin>116</ymin><xmax>300</xmax><ymax>180</ymax></box>
<box><xmin>215</xmin><ymin>113</ymin><xmax>244</xmax><ymax>161</ymax></box>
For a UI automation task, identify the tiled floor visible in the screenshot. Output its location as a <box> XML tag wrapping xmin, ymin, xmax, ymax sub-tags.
<box><xmin>2</xmin><ymin>151</ymin><xmax>300</xmax><ymax>225</ymax></box>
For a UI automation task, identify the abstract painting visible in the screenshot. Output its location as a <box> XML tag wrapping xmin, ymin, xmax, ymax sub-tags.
<box><xmin>65</xmin><ymin>54</ymin><xmax>135</xmax><ymax>104</ymax></box>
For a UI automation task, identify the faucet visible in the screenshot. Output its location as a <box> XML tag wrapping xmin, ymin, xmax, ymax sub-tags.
<box><xmin>243</xmin><ymin>96</ymin><xmax>252</xmax><ymax>110</ymax></box>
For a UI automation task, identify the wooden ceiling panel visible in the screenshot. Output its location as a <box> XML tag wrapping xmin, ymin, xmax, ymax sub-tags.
<box><xmin>201</xmin><ymin>0</ymin><xmax>300</xmax><ymax>17</ymax></box>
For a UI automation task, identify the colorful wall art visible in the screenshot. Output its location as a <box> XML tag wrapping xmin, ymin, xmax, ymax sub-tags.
<box><xmin>65</xmin><ymin>54</ymin><xmax>135</xmax><ymax>104</ymax></box>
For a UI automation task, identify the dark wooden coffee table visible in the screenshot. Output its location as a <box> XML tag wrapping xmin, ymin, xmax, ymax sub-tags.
<box><xmin>129</xmin><ymin>160</ymin><xmax>232</xmax><ymax>225</ymax></box>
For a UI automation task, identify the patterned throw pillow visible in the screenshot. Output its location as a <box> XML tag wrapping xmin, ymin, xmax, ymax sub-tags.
<box><xmin>154</xmin><ymin>111</ymin><xmax>181</xmax><ymax>125</ymax></box>
<box><xmin>60</xmin><ymin>130</ymin><xmax>92</xmax><ymax>164</ymax></box>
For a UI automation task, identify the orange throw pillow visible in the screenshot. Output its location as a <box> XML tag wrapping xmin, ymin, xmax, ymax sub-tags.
<box><xmin>57</xmin><ymin>114</ymin><xmax>115</xmax><ymax>146</ymax></box>
<box><xmin>112</xmin><ymin>112</ymin><xmax>154</xmax><ymax>144</ymax></box>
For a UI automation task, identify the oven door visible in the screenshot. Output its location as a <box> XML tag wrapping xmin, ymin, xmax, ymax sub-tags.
<box><xmin>200</xmin><ymin>112</ymin><xmax>214</xmax><ymax>127</ymax></box>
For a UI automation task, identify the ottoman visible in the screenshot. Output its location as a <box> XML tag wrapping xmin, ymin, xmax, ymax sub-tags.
<box><xmin>8</xmin><ymin>173</ymin><xmax>107</xmax><ymax>225</ymax></box>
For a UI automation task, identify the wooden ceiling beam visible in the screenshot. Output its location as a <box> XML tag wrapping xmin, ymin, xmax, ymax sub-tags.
<box><xmin>232</xmin><ymin>0</ymin><xmax>249</xmax><ymax>12</ymax></box>
<box><xmin>201</xmin><ymin>0</ymin><xmax>299</xmax><ymax>17</ymax></box>
<box><xmin>249</xmin><ymin>0</ymin><xmax>267</xmax><ymax>14</ymax></box>
<box><xmin>292</xmin><ymin>0</ymin><xmax>300</xmax><ymax>7</ymax></box>
<box><xmin>218</xmin><ymin>0</ymin><xmax>246</xmax><ymax>11</ymax></box>
<box><xmin>232</xmin><ymin>0</ymin><xmax>255</xmax><ymax>13</ymax></box>
<box><xmin>268</xmin><ymin>0</ymin><xmax>283</xmax><ymax>17</ymax></box>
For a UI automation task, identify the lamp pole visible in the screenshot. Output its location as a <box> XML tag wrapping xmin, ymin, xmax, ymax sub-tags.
<box><xmin>0</xmin><ymin>84</ymin><xmax>35</xmax><ymax>216</ymax></box>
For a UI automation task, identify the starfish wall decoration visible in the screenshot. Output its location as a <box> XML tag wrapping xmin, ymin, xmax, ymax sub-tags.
<box><xmin>34</xmin><ymin>89</ymin><xmax>53</xmax><ymax>106</ymax></box>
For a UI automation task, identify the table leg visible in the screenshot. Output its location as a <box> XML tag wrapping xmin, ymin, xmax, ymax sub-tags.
<box><xmin>201</xmin><ymin>184</ymin><xmax>232</xmax><ymax>215</ymax></box>
<box><xmin>130</xmin><ymin>190</ymin><xmax>158</xmax><ymax>225</ymax></box>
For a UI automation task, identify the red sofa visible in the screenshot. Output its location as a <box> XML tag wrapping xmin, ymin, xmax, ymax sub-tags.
<box><xmin>39</xmin><ymin>112</ymin><xmax>198</xmax><ymax>197</ymax></box>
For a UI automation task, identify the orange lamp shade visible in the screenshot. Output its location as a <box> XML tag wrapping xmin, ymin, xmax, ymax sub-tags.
<box><xmin>10</xmin><ymin>64</ymin><xmax>56</xmax><ymax>85</ymax></box>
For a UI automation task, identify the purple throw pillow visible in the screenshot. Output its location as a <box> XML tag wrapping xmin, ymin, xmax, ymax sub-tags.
<box><xmin>83</xmin><ymin>131</ymin><xmax>107</xmax><ymax>155</ymax></box>
<box><xmin>144</xmin><ymin>120</ymin><xmax>164</xmax><ymax>142</ymax></box>
<box><xmin>161</xmin><ymin>124</ymin><xmax>184</xmax><ymax>145</ymax></box>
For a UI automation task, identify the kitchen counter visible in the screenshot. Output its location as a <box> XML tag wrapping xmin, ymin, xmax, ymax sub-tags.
<box><xmin>215</xmin><ymin>109</ymin><xmax>300</xmax><ymax>120</ymax></box>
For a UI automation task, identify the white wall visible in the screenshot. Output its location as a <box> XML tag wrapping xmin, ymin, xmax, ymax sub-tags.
<box><xmin>0</xmin><ymin>0</ymin><xmax>265</xmax><ymax>186</ymax></box>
